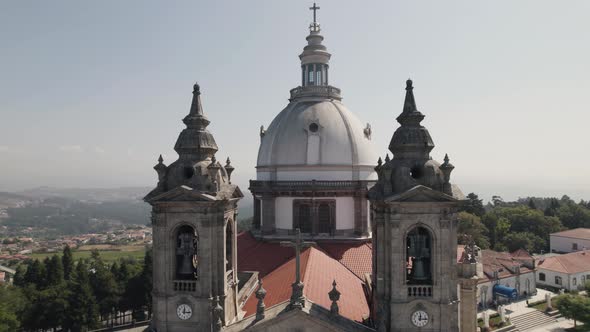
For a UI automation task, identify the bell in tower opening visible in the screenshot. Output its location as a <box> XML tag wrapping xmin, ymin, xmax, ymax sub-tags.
<box><xmin>176</xmin><ymin>225</ymin><xmax>198</xmax><ymax>280</ymax></box>
<box><xmin>406</xmin><ymin>227</ymin><xmax>432</xmax><ymax>284</ymax></box>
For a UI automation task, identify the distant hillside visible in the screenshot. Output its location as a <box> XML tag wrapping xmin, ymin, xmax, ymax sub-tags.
<box><xmin>0</xmin><ymin>191</ymin><xmax>33</xmax><ymax>209</ymax></box>
<box><xmin>17</xmin><ymin>186</ymin><xmax>152</xmax><ymax>202</ymax></box>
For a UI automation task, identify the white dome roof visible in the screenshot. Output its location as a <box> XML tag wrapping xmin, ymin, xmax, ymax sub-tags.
<box><xmin>257</xmin><ymin>99</ymin><xmax>378</xmax><ymax>181</ymax></box>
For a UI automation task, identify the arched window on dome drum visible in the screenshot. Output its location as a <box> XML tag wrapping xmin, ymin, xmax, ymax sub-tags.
<box><xmin>308</xmin><ymin>65</ymin><xmax>314</xmax><ymax>85</ymax></box>
<box><xmin>318</xmin><ymin>203</ymin><xmax>332</xmax><ymax>234</ymax></box>
<box><xmin>406</xmin><ymin>226</ymin><xmax>432</xmax><ymax>285</ymax></box>
<box><xmin>298</xmin><ymin>204</ymin><xmax>312</xmax><ymax>233</ymax></box>
<box><xmin>176</xmin><ymin>225</ymin><xmax>198</xmax><ymax>280</ymax></box>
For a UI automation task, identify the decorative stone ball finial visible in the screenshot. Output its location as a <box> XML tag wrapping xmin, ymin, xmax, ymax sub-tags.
<box><xmin>328</xmin><ymin>279</ymin><xmax>341</xmax><ymax>316</ymax></box>
<box><xmin>154</xmin><ymin>154</ymin><xmax>167</xmax><ymax>185</ymax></box>
<box><xmin>406</xmin><ymin>78</ymin><xmax>413</xmax><ymax>89</ymax></box>
<box><xmin>193</xmin><ymin>82</ymin><xmax>200</xmax><ymax>94</ymax></box>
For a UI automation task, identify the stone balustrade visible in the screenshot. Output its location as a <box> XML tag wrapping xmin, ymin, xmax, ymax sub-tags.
<box><xmin>173</xmin><ymin>280</ymin><xmax>197</xmax><ymax>292</ymax></box>
<box><xmin>289</xmin><ymin>85</ymin><xmax>342</xmax><ymax>100</ymax></box>
<box><xmin>407</xmin><ymin>285</ymin><xmax>433</xmax><ymax>297</ymax></box>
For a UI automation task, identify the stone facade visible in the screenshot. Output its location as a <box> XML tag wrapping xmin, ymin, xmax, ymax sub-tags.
<box><xmin>145</xmin><ymin>84</ymin><xmax>243</xmax><ymax>332</ymax></box>
<box><xmin>369</xmin><ymin>80</ymin><xmax>466</xmax><ymax>332</ymax></box>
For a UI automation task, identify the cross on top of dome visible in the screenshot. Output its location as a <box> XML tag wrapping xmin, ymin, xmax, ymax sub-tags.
<box><xmin>309</xmin><ymin>3</ymin><xmax>320</xmax><ymax>32</ymax></box>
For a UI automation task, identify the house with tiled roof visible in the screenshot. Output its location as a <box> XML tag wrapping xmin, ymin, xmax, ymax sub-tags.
<box><xmin>536</xmin><ymin>249</ymin><xmax>590</xmax><ymax>291</ymax></box>
<box><xmin>458</xmin><ymin>246</ymin><xmax>536</xmax><ymax>309</ymax></box>
<box><xmin>550</xmin><ymin>228</ymin><xmax>590</xmax><ymax>253</ymax></box>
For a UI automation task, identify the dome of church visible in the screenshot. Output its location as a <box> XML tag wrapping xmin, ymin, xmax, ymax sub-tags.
<box><xmin>255</xmin><ymin>20</ymin><xmax>377</xmax><ymax>181</ymax></box>
<box><xmin>257</xmin><ymin>100</ymin><xmax>377</xmax><ymax>172</ymax></box>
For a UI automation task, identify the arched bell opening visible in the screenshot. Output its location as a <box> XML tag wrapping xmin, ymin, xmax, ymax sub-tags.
<box><xmin>175</xmin><ymin>225</ymin><xmax>198</xmax><ymax>280</ymax></box>
<box><xmin>406</xmin><ymin>226</ymin><xmax>432</xmax><ymax>285</ymax></box>
<box><xmin>225</xmin><ymin>220</ymin><xmax>233</xmax><ymax>271</ymax></box>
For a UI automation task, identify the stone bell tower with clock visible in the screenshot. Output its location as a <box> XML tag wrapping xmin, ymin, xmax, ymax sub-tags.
<box><xmin>145</xmin><ymin>83</ymin><xmax>243</xmax><ymax>332</ymax></box>
<box><xmin>369</xmin><ymin>80</ymin><xmax>465</xmax><ymax>332</ymax></box>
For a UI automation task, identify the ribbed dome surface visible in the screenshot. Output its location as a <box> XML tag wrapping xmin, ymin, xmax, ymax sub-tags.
<box><xmin>257</xmin><ymin>99</ymin><xmax>377</xmax><ymax>171</ymax></box>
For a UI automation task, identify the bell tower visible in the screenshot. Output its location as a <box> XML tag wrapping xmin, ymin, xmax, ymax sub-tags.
<box><xmin>369</xmin><ymin>80</ymin><xmax>464</xmax><ymax>331</ymax></box>
<box><xmin>145</xmin><ymin>83</ymin><xmax>243</xmax><ymax>332</ymax></box>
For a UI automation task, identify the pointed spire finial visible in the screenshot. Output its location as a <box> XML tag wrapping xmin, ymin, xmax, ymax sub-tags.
<box><xmin>225</xmin><ymin>157</ymin><xmax>235</xmax><ymax>183</ymax></box>
<box><xmin>158</xmin><ymin>154</ymin><xmax>164</xmax><ymax>164</ymax></box>
<box><xmin>328</xmin><ymin>279</ymin><xmax>340</xmax><ymax>316</ymax></box>
<box><xmin>188</xmin><ymin>82</ymin><xmax>204</xmax><ymax>117</ymax></box>
<box><xmin>444</xmin><ymin>153</ymin><xmax>450</xmax><ymax>164</ymax></box>
<box><xmin>385</xmin><ymin>153</ymin><xmax>390</xmax><ymax>163</ymax></box>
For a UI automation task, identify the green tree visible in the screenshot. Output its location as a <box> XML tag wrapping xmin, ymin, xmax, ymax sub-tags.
<box><xmin>487</xmin><ymin>206</ymin><xmax>562</xmax><ymax>252</ymax></box>
<box><xmin>12</xmin><ymin>265</ymin><xmax>26</xmax><ymax>287</ymax></box>
<box><xmin>45</xmin><ymin>254</ymin><xmax>65</xmax><ymax>286</ymax></box>
<box><xmin>63</xmin><ymin>245</ymin><xmax>74</xmax><ymax>280</ymax></box>
<box><xmin>492</xmin><ymin>195</ymin><xmax>504</xmax><ymax>207</ymax></box>
<box><xmin>544</xmin><ymin>198</ymin><xmax>561</xmax><ymax>216</ymax></box>
<box><xmin>24</xmin><ymin>259</ymin><xmax>46</xmax><ymax>288</ymax></box>
<box><xmin>89</xmin><ymin>252</ymin><xmax>119</xmax><ymax>320</ymax></box>
<box><xmin>64</xmin><ymin>260</ymin><xmax>99</xmax><ymax>332</ymax></box>
<box><xmin>36</xmin><ymin>284</ymin><xmax>69</xmax><ymax>331</ymax></box>
<box><xmin>462</xmin><ymin>193</ymin><xmax>486</xmax><ymax>217</ymax></box>
<box><xmin>0</xmin><ymin>285</ymin><xmax>27</xmax><ymax>332</ymax></box>
<box><xmin>554</xmin><ymin>294</ymin><xmax>590</xmax><ymax>328</ymax></box>
<box><xmin>482</xmin><ymin>214</ymin><xmax>511</xmax><ymax>250</ymax></box>
<box><xmin>556</xmin><ymin>202</ymin><xmax>590</xmax><ymax>229</ymax></box>
<box><xmin>528</xmin><ymin>199</ymin><xmax>537</xmax><ymax>210</ymax></box>
<box><xmin>501</xmin><ymin>232</ymin><xmax>545</xmax><ymax>253</ymax></box>
<box><xmin>457</xmin><ymin>212</ymin><xmax>490</xmax><ymax>248</ymax></box>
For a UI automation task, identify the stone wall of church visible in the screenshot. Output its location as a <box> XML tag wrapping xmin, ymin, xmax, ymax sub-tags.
<box><xmin>150</xmin><ymin>202</ymin><xmax>239</xmax><ymax>332</ymax></box>
<box><xmin>372</xmin><ymin>201</ymin><xmax>460</xmax><ymax>332</ymax></box>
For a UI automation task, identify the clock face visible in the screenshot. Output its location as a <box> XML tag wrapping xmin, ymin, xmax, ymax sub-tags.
<box><xmin>411</xmin><ymin>310</ymin><xmax>429</xmax><ymax>327</ymax></box>
<box><xmin>177</xmin><ymin>304</ymin><xmax>192</xmax><ymax>320</ymax></box>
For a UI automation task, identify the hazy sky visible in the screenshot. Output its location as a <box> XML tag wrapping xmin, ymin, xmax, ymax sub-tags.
<box><xmin>1</xmin><ymin>1</ymin><xmax>589</xmax><ymax>202</ymax></box>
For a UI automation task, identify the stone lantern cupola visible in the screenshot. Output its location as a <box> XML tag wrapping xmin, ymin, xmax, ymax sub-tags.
<box><xmin>145</xmin><ymin>83</ymin><xmax>238</xmax><ymax>198</ymax></box>
<box><xmin>299</xmin><ymin>3</ymin><xmax>331</xmax><ymax>88</ymax></box>
<box><xmin>371</xmin><ymin>79</ymin><xmax>462</xmax><ymax>199</ymax></box>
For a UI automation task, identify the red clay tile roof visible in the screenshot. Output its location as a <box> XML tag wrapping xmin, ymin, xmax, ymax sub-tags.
<box><xmin>237</xmin><ymin>232</ymin><xmax>295</xmax><ymax>278</ymax></box>
<box><xmin>317</xmin><ymin>241</ymin><xmax>372</xmax><ymax>280</ymax></box>
<box><xmin>537</xmin><ymin>250</ymin><xmax>590</xmax><ymax>274</ymax></box>
<box><xmin>241</xmin><ymin>246</ymin><xmax>370</xmax><ymax>322</ymax></box>
<box><xmin>457</xmin><ymin>246</ymin><xmax>534</xmax><ymax>282</ymax></box>
<box><xmin>551</xmin><ymin>228</ymin><xmax>590</xmax><ymax>240</ymax></box>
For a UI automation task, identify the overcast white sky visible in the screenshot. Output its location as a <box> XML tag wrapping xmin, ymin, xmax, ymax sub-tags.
<box><xmin>1</xmin><ymin>1</ymin><xmax>589</xmax><ymax>202</ymax></box>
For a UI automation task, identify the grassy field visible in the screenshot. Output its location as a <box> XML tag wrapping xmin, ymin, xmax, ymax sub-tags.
<box><xmin>29</xmin><ymin>245</ymin><xmax>146</xmax><ymax>263</ymax></box>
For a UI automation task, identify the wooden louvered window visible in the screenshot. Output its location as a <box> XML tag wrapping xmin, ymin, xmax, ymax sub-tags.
<box><xmin>318</xmin><ymin>203</ymin><xmax>332</xmax><ymax>234</ymax></box>
<box><xmin>298</xmin><ymin>204</ymin><xmax>312</xmax><ymax>233</ymax></box>
<box><xmin>293</xmin><ymin>199</ymin><xmax>335</xmax><ymax>235</ymax></box>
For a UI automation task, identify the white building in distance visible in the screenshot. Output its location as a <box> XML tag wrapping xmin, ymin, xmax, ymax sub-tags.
<box><xmin>550</xmin><ymin>228</ymin><xmax>590</xmax><ymax>253</ymax></box>
<box><xmin>536</xmin><ymin>250</ymin><xmax>590</xmax><ymax>291</ymax></box>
